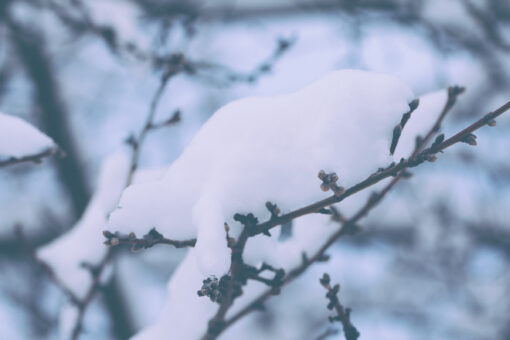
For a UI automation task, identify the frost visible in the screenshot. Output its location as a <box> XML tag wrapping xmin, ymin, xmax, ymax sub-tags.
<box><xmin>0</xmin><ymin>112</ymin><xmax>56</xmax><ymax>159</ymax></box>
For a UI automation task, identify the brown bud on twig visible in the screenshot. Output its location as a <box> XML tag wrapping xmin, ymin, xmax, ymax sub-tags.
<box><xmin>461</xmin><ymin>133</ymin><xmax>477</xmax><ymax>146</ymax></box>
<box><xmin>265</xmin><ymin>201</ymin><xmax>280</xmax><ymax>218</ymax></box>
<box><xmin>486</xmin><ymin>118</ymin><xmax>497</xmax><ymax>127</ymax></box>
<box><xmin>409</xmin><ymin>98</ymin><xmax>420</xmax><ymax>112</ymax></box>
<box><xmin>318</xmin><ymin>170</ymin><xmax>344</xmax><ymax>196</ymax></box>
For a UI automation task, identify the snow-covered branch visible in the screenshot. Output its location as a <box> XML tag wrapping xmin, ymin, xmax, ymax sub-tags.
<box><xmin>103</xmin><ymin>228</ymin><xmax>196</xmax><ymax>251</ymax></box>
<box><xmin>0</xmin><ymin>112</ymin><xmax>61</xmax><ymax>168</ymax></box>
<box><xmin>32</xmin><ymin>28</ymin><xmax>294</xmax><ymax>339</ymax></box>
<box><xmin>0</xmin><ymin>148</ymin><xmax>63</xmax><ymax>168</ymax></box>
<box><xmin>200</xmin><ymin>90</ymin><xmax>510</xmax><ymax>339</ymax></box>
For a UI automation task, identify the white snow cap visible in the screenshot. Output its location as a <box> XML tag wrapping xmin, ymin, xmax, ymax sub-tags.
<box><xmin>109</xmin><ymin>69</ymin><xmax>416</xmax><ymax>276</ymax></box>
<box><xmin>0</xmin><ymin>112</ymin><xmax>56</xmax><ymax>159</ymax></box>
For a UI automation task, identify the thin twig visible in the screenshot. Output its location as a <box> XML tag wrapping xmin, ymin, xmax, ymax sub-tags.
<box><xmin>70</xmin><ymin>251</ymin><xmax>112</xmax><ymax>339</ymax></box>
<box><xmin>14</xmin><ymin>226</ymin><xmax>81</xmax><ymax>305</ymax></box>
<box><xmin>319</xmin><ymin>273</ymin><xmax>360</xmax><ymax>340</ymax></box>
<box><xmin>125</xmin><ymin>69</ymin><xmax>177</xmax><ymax>186</ymax></box>
<box><xmin>103</xmin><ymin>228</ymin><xmax>196</xmax><ymax>252</ymax></box>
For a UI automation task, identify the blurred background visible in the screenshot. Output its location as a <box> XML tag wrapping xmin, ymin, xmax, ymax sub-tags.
<box><xmin>0</xmin><ymin>0</ymin><xmax>509</xmax><ymax>339</ymax></box>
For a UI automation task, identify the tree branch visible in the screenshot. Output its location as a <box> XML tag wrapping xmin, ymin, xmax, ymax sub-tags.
<box><xmin>0</xmin><ymin>148</ymin><xmax>63</xmax><ymax>168</ymax></box>
<box><xmin>206</xmin><ymin>96</ymin><xmax>510</xmax><ymax>338</ymax></box>
<box><xmin>319</xmin><ymin>273</ymin><xmax>360</xmax><ymax>340</ymax></box>
<box><xmin>103</xmin><ymin>228</ymin><xmax>196</xmax><ymax>251</ymax></box>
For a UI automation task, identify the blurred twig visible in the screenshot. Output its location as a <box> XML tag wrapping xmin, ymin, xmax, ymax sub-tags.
<box><xmin>103</xmin><ymin>228</ymin><xmax>196</xmax><ymax>252</ymax></box>
<box><xmin>319</xmin><ymin>273</ymin><xmax>360</xmax><ymax>340</ymax></box>
<box><xmin>0</xmin><ymin>148</ymin><xmax>64</xmax><ymax>168</ymax></box>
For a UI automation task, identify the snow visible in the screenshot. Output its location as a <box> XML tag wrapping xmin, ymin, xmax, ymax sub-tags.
<box><xmin>36</xmin><ymin>150</ymin><xmax>131</xmax><ymax>300</ymax></box>
<box><xmin>131</xmin><ymin>251</ymin><xmax>217</xmax><ymax>340</ymax></box>
<box><xmin>35</xmin><ymin>147</ymin><xmax>168</xmax><ymax>302</ymax></box>
<box><xmin>59</xmin><ymin>303</ymin><xmax>79</xmax><ymax>340</ymax></box>
<box><xmin>0</xmin><ymin>112</ymin><xmax>56</xmax><ymax>159</ymax></box>
<box><xmin>106</xmin><ymin>70</ymin><xmax>464</xmax><ymax>340</ymax></box>
<box><xmin>109</xmin><ymin>69</ymin><xmax>415</xmax><ymax>277</ymax></box>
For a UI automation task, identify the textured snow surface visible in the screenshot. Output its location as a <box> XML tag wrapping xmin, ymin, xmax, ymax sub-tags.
<box><xmin>0</xmin><ymin>112</ymin><xmax>56</xmax><ymax>159</ymax></box>
<box><xmin>109</xmin><ymin>69</ymin><xmax>416</xmax><ymax>276</ymax></box>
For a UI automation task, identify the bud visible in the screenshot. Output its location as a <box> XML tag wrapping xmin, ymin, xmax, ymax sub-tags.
<box><xmin>320</xmin><ymin>273</ymin><xmax>330</xmax><ymax>286</ymax></box>
<box><xmin>434</xmin><ymin>133</ymin><xmax>445</xmax><ymax>145</ymax></box>
<box><xmin>426</xmin><ymin>154</ymin><xmax>438</xmax><ymax>162</ymax></box>
<box><xmin>409</xmin><ymin>98</ymin><xmax>420</xmax><ymax>111</ymax></box>
<box><xmin>318</xmin><ymin>170</ymin><xmax>326</xmax><ymax>180</ymax></box>
<box><xmin>462</xmin><ymin>133</ymin><xmax>477</xmax><ymax>146</ymax></box>
<box><xmin>332</xmin><ymin>284</ymin><xmax>340</xmax><ymax>294</ymax></box>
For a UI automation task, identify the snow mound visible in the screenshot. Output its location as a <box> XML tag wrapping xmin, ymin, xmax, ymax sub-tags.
<box><xmin>109</xmin><ymin>69</ymin><xmax>416</xmax><ymax>276</ymax></box>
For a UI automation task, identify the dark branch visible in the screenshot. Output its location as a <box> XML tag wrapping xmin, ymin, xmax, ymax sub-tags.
<box><xmin>319</xmin><ymin>273</ymin><xmax>360</xmax><ymax>340</ymax></box>
<box><xmin>209</xmin><ymin>96</ymin><xmax>510</xmax><ymax>338</ymax></box>
<box><xmin>103</xmin><ymin>228</ymin><xmax>196</xmax><ymax>251</ymax></box>
<box><xmin>0</xmin><ymin>148</ymin><xmax>63</xmax><ymax>168</ymax></box>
